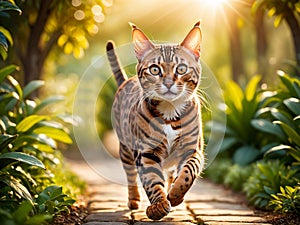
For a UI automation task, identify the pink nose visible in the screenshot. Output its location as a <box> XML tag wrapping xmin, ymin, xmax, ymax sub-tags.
<box><xmin>164</xmin><ymin>79</ymin><xmax>174</xmax><ymax>89</ymax></box>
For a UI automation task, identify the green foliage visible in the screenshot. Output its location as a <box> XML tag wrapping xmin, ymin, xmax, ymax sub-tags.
<box><xmin>243</xmin><ymin>160</ymin><xmax>299</xmax><ymax>209</ymax></box>
<box><xmin>0</xmin><ymin>65</ymin><xmax>82</xmax><ymax>223</ymax></box>
<box><xmin>204</xmin><ymin>158</ymin><xmax>232</xmax><ymax>184</ymax></box>
<box><xmin>269</xmin><ymin>184</ymin><xmax>300</xmax><ymax>214</ymax></box>
<box><xmin>0</xmin><ymin>0</ymin><xmax>21</xmax><ymax>60</ymax></box>
<box><xmin>253</xmin><ymin>71</ymin><xmax>300</xmax><ymax>164</ymax></box>
<box><xmin>211</xmin><ymin>75</ymin><xmax>271</xmax><ymax>165</ymax></box>
<box><xmin>224</xmin><ymin>164</ymin><xmax>252</xmax><ymax>192</ymax></box>
<box><xmin>252</xmin><ymin>0</ymin><xmax>300</xmax><ymax>28</ymax></box>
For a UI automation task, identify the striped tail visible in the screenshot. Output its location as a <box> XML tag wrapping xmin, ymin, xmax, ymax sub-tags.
<box><xmin>106</xmin><ymin>41</ymin><xmax>128</xmax><ymax>87</ymax></box>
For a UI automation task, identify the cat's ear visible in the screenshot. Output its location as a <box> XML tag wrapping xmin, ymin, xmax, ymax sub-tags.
<box><xmin>130</xmin><ymin>22</ymin><xmax>155</xmax><ymax>62</ymax></box>
<box><xmin>180</xmin><ymin>21</ymin><xmax>202</xmax><ymax>60</ymax></box>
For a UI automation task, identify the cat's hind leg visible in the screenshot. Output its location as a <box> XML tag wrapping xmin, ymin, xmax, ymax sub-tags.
<box><xmin>120</xmin><ymin>144</ymin><xmax>140</xmax><ymax>209</ymax></box>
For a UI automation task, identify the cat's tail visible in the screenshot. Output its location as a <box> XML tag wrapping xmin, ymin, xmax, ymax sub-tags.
<box><xmin>106</xmin><ymin>41</ymin><xmax>128</xmax><ymax>87</ymax></box>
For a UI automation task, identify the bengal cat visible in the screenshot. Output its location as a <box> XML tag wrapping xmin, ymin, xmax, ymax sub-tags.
<box><xmin>106</xmin><ymin>22</ymin><xmax>205</xmax><ymax>220</ymax></box>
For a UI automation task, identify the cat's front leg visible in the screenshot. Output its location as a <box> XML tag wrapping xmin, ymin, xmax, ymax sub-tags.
<box><xmin>167</xmin><ymin>149</ymin><xmax>204</xmax><ymax>206</ymax></box>
<box><xmin>136</xmin><ymin>152</ymin><xmax>171</xmax><ymax>220</ymax></box>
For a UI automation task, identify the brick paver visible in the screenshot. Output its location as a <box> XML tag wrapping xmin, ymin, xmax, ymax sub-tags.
<box><xmin>68</xmin><ymin>160</ymin><xmax>271</xmax><ymax>225</ymax></box>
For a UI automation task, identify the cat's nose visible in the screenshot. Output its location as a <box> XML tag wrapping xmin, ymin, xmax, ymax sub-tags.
<box><xmin>163</xmin><ymin>78</ymin><xmax>174</xmax><ymax>89</ymax></box>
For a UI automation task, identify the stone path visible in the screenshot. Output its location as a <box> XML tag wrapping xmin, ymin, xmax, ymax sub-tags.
<box><xmin>68</xmin><ymin>160</ymin><xmax>271</xmax><ymax>225</ymax></box>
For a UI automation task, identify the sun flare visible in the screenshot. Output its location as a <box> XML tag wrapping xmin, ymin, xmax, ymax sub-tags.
<box><xmin>202</xmin><ymin>0</ymin><xmax>228</xmax><ymax>9</ymax></box>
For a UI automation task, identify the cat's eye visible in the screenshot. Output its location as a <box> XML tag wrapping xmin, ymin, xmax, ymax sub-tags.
<box><xmin>176</xmin><ymin>64</ymin><xmax>188</xmax><ymax>75</ymax></box>
<box><xmin>149</xmin><ymin>65</ymin><xmax>161</xmax><ymax>76</ymax></box>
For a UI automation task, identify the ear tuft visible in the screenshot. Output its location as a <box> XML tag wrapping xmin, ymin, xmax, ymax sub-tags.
<box><xmin>128</xmin><ymin>22</ymin><xmax>137</xmax><ymax>30</ymax></box>
<box><xmin>180</xmin><ymin>21</ymin><xmax>202</xmax><ymax>60</ymax></box>
<box><xmin>131</xmin><ymin>23</ymin><xmax>154</xmax><ymax>62</ymax></box>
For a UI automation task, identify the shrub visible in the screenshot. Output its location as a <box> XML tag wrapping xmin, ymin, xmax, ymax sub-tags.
<box><xmin>243</xmin><ymin>160</ymin><xmax>299</xmax><ymax>209</ymax></box>
<box><xmin>224</xmin><ymin>164</ymin><xmax>252</xmax><ymax>192</ymax></box>
<box><xmin>0</xmin><ymin>65</ymin><xmax>82</xmax><ymax>224</ymax></box>
<box><xmin>208</xmin><ymin>75</ymin><xmax>276</xmax><ymax>165</ymax></box>
<box><xmin>269</xmin><ymin>184</ymin><xmax>300</xmax><ymax>214</ymax></box>
<box><xmin>252</xmin><ymin>71</ymin><xmax>300</xmax><ymax>164</ymax></box>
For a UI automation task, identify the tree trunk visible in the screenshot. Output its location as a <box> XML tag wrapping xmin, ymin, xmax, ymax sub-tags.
<box><xmin>254</xmin><ymin>8</ymin><xmax>268</xmax><ymax>79</ymax></box>
<box><xmin>284</xmin><ymin>9</ymin><xmax>300</xmax><ymax>74</ymax></box>
<box><xmin>226</xmin><ymin>5</ymin><xmax>245</xmax><ymax>82</ymax></box>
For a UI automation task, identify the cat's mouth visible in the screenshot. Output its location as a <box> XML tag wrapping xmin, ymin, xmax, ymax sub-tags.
<box><xmin>159</xmin><ymin>90</ymin><xmax>182</xmax><ymax>101</ymax></box>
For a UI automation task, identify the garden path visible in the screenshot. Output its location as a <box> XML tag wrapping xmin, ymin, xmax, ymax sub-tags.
<box><xmin>68</xmin><ymin>159</ymin><xmax>271</xmax><ymax>225</ymax></box>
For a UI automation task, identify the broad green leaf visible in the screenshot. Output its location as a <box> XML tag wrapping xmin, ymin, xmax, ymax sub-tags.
<box><xmin>276</xmin><ymin>121</ymin><xmax>300</xmax><ymax>146</ymax></box>
<box><xmin>0</xmin><ymin>64</ymin><xmax>18</xmax><ymax>83</ymax></box>
<box><xmin>0</xmin><ymin>32</ymin><xmax>8</xmax><ymax>50</ymax></box>
<box><xmin>34</xmin><ymin>126</ymin><xmax>72</xmax><ymax>144</ymax></box>
<box><xmin>6</xmin><ymin>75</ymin><xmax>22</xmax><ymax>100</ymax></box>
<box><xmin>0</xmin><ymin>44</ymin><xmax>7</xmax><ymax>60</ymax></box>
<box><xmin>0</xmin><ymin>26</ymin><xmax>13</xmax><ymax>45</ymax></box>
<box><xmin>233</xmin><ymin>145</ymin><xmax>260</xmax><ymax>166</ymax></box>
<box><xmin>220</xmin><ymin>137</ymin><xmax>240</xmax><ymax>152</ymax></box>
<box><xmin>245</xmin><ymin>75</ymin><xmax>261</xmax><ymax>102</ymax></box>
<box><xmin>0</xmin><ymin>152</ymin><xmax>45</xmax><ymax>169</ymax></box>
<box><xmin>270</xmin><ymin>108</ymin><xmax>295</xmax><ymax>128</ymax></box>
<box><xmin>251</xmin><ymin>119</ymin><xmax>285</xmax><ymax>139</ymax></box>
<box><xmin>278</xmin><ymin>71</ymin><xmax>298</xmax><ymax>96</ymax></box>
<box><xmin>267</xmin><ymin>145</ymin><xmax>300</xmax><ymax>162</ymax></box>
<box><xmin>0</xmin><ymin>134</ymin><xmax>17</xmax><ymax>150</ymax></box>
<box><xmin>0</xmin><ymin>1</ymin><xmax>22</xmax><ymax>14</ymax></box>
<box><xmin>12</xmin><ymin>133</ymin><xmax>57</xmax><ymax>150</ymax></box>
<box><xmin>283</xmin><ymin>98</ymin><xmax>300</xmax><ymax>115</ymax></box>
<box><xmin>225</xmin><ymin>80</ymin><xmax>243</xmax><ymax>111</ymax></box>
<box><xmin>34</xmin><ymin>96</ymin><xmax>65</xmax><ymax>113</ymax></box>
<box><xmin>16</xmin><ymin>115</ymin><xmax>48</xmax><ymax>132</ymax></box>
<box><xmin>23</xmin><ymin>80</ymin><xmax>45</xmax><ymax>99</ymax></box>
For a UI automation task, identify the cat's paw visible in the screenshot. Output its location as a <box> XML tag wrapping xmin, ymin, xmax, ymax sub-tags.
<box><xmin>146</xmin><ymin>199</ymin><xmax>171</xmax><ymax>220</ymax></box>
<box><xmin>167</xmin><ymin>192</ymin><xmax>184</xmax><ymax>207</ymax></box>
<box><xmin>128</xmin><ymin>199</ymin><xmax>140</xmax><ymax>210</ymax></box>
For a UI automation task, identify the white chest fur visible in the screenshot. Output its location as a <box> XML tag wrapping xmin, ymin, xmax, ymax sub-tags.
<box><xmin>162</xmin><ymin>124</ymin><xmax>180</xmax><ymax>152</ymax></box>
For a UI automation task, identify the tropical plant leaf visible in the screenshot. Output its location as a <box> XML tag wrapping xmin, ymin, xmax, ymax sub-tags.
<box><xmin>16</xmin><ymin>115</ymin><xmax>49</xmax><ymax>132</ymax></box>
<box><xmin>0</xmin><ymin>26</ymin><xmax>13</xmax><ymax>45</ymax></box>
<box><xmin>245</xmin><ymin>75</ymin><xmax>261</xmax><ymax>102</ymax></box>
<box><xmin>0</xmin><ymin>175</ymin><xmax>32</xmax><ymax>201</ymax></box>
<box><xmin>275</xmin><ymin>121</ymin><xmax>300</xmax><ymax>146</ymax></box>
<box><xmin>6</xmin><ymin>75</ymin><xmax>22</xmax><ymax>100</ymax></box>
<box><xmin>233</xmin><ymin>145</ymin><xmax>261</xmax><ymax>166</ymax></box>
<box><xmin>0</xmin><ymin>152</ymin><xmax>45</xmax><ymax>169</ymax></box>
<box><xmin>283</xmin><ymin>98</ymin><xmax>300</xmax><ymax>115</ymax></box>
<box><xmin>23</xmin><ymin>80</ymin><xmax>45</xmax><ymax>99</ymax></box>
<box><xmin>265</xmin><ymin>145</ymin><xmax>300</xmax><ymax>162</ymax></box>
<box><xmin>251</xmin><ymin>119</ymin><xmax>285</xmax><ymax>139</ymax></box>
<box><xmin>270</xmin><ymin>108</ymin><xmax>295</xmax><ymax>128</ymax></box>
<box><xmin>0</xmin><ymin>1</ymin><xmax>22</xmax><ymax>14</ymax></box>
<box><xmin>0</xmin><ymin>134</ymin><xmax>17</xmax><ymax>150</ymax></box>
<box><xmin>34</xmin><ymin>96</ymin><xmax>65</xmax><ymax>113</ymax></box>
<box><xmin>0</xmin><ymin>64</ymin><xmax>18</xmax><ymax>83</ymax></box>
<box><xmin>33</xmin><ymin>126</ymin><xmax>72</xmax><ymax>144</ymax></box>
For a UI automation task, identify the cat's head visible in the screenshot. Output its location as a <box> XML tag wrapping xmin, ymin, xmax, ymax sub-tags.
<box><xmin>132</xmin><ymin>22</ymin><xmax>202</xmax><ymax>103</ymax></box>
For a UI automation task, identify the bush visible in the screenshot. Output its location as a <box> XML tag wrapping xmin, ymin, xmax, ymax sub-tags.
<box><xmin>209</xmin><ymin>75</ymin><xmax>275</xmax><ymax>166</ymax></box>
<box><xmin>243</xmin><ymin>160</ymin><xmax>299</xmax><ymax>209</ymax></box>
<box><xmin>252</xmin><ymin>71</ymin><xmax>300</xmax><ymax>164</ymax></box>
<box><xmin>0</xmin><ymin>65</ymin><xmax>84</xmax><ymax>224</ymax></box>
<box><xmin>224</xmin><ymin>164</ymin><xmax>252</xmax><ymax>192</ymax></box>
<box><xmin>269</xmin><ymin>184</ymin><xmax>300</xmax><ymax>214</ymax></box>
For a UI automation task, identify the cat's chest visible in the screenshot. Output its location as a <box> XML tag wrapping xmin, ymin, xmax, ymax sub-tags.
<box><xmin>162</xmin><ymin>124</ymin><xmax>180</xmax><ymax>152</ymax></box>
